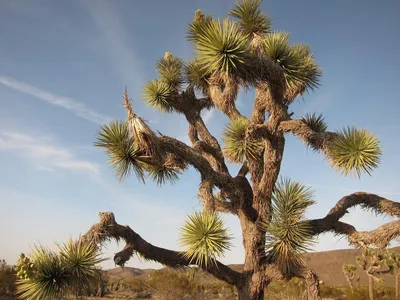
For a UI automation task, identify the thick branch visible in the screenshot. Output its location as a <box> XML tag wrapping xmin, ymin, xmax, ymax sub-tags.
<box><xmin>279</xmin><ymin>119</ymin><xmax>337</xmax><ymax>154</ymax></box>
<box><xmin>308</xmin><ymin>192</ymin><xmax>400</xmax><ymax>248</ymax></box>
<box><xmin>83</xmin><ymin>212</ymin><xmax>242</xmax><ymax>286</ymax></box>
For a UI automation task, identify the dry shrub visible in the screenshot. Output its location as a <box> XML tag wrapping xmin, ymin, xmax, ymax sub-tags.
<box><xmin>0</xmin><ymin>259</ymin><xmax>16</xmax><ymax>298</ymax></box>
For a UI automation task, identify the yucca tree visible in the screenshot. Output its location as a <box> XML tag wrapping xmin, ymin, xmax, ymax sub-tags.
<box><xmin>82</xmin><ymin>1</ymin><xmax>400</xmax><ymax>300</ymax></box>
<box><xmin>356</xmin><ymin>247</ymin><xmax>392</xmax><ymax>300</ymax></box>
<box><xmin>16</xmin><ymin>239</ymin><xmax>104</xmax><ymax>300</ymax></box>
<box><xmin>386</xmin><ymin>251</ymin><xmax>400</xmax><ymax>298</ymax></box>
<box><xmin>342</xmin><ymin>263</ymin><xmax>357</xmax><ymax>292</ymax></box>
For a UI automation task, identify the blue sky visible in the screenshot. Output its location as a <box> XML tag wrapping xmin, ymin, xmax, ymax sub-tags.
<box><xmin>1</xmin><ymin>0</ymin><xmax>399</xmax><ymax>269</ymax></box>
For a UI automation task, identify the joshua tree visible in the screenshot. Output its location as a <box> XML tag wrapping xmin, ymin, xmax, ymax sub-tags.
<box><xmin>356</xmin><ymin>248</ymin><xmax>391</xmax><ymax>300</ymax></box>
<box><xmin>387</xmin><ymin>251</ymin><xmax>400</xmax><ymax>298</ymax></box>
<box><xmin>82</xmin><ymin>1</ymin><xmax>400</xmax><ymax>299</ymax></box>
<box><xmin>342</xmin><ymin>264</ymin><xmax>357</xmax><ymax>292</ymax></box>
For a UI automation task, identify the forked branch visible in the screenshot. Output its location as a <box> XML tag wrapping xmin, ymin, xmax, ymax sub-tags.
<box><xmin>308</xmin><ymin>193</ymin><xmax>400</xmax><ymax>248</ymax></box>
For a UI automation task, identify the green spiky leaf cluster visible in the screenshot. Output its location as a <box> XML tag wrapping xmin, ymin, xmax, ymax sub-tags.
<box><xmin>16</xmin><ymin>239</ymin><xmax>104</xmax><ymax>300</ymax></box>
<box><xmin>187</xmin><ymin>9</ymin><xmax>214</xmax><ymax>43</ymax></box>
<box><xmin>328</xmin><ymin>126</ymin><xmax>381</xmax><ymax>177</ymax></box>
<box><xmin>185</xmin><ymin>59</ymin><xmax>210</xmax><ymax>95</ymax></box>
<box><xmin>145</xmin><ymin>163</ymin><xmax>181</xmax><ymax>186</ymax></box>
<box><xmin>142</xmin><ymin>79</ymin><xmax>173</xmax><ymax>112</ymax></box>
<box><xmin>96</xmin><ymin>121</ymin><xmax>184</xmax><ymax>185</ymax></box>
<box><xmin>17</xmin><ymin>246</ymin><xmax>69</xmax><ymax>300</ymax></box>
<box><xmin>192</xmin><ymin>18</ymin><xmax>250</xmax><ymax>75</ymax></box>
<box><xmin>263</xmin><ymin>32</ymin><xmax>321</xmax><ymax>98</ymax></box>
<box><xmin>179</xmin><ymin>212</ymin><xmax>232</xmax><ymax>267</ymax></box>
<box><xmin>157</xmin><ymin>52</ymin><xmax>185</xmax><ymax>89</ymax></box>
<box><xmin>265</xmin><ymin>178</ymin><xmax>315</xmax><ymax>275</ymax></box>
<box><xmin>222</xmin><ymin>117</ymin><xmax>263</xmax><ymax>163</ymax></box>
<box><xmin>58</xmin><ymin>238</ymin><xmax>104</xmax><ymax>296</ymax></box>
<box><xmin>302</xmin><ymin>113</ymin><xmax>327</xmax><ymax>133</ymax></box>
<box><xmin>229</xmin><ymin>0</ymin><xmax>272</xmax><ymax>36</ymax></box>
<box><xmin>95</xmin><ymin>121</ymin><xmax>148</xmax><ymax>182</ymax></box>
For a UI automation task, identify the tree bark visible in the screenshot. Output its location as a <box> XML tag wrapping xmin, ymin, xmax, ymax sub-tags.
<box><xmin>396</xmin><ymin>273</ymin><xmax>399</xmax><ymax>299</ymax></box>
<box><xmin>236</xmin><ymin>210</ymin><xmax>267</xmax><ymax>300</ymax></box>
<box><xmin>368</xmin><ymin>275</ymin><xmax>374</xmax><ymax>300</ymax></box>
<box><xmin>299</xmin><ymin>268</ymin><xmax>322</xmax><ymax>300</ymax></box>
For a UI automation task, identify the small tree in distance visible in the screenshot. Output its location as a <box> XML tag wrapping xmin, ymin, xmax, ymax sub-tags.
<box><xmin>342</xmin><ymin>263</ymin><xmax>357</xmax><ymax>292</ymax></box>
<box><xmin>80</xmin><ymin>1</ymin><xmax>400</xmax><ymax>299</ymax></box>
<box><xmin>356</xmin><ymin>247</ymin><xmax>391</xmax><ymax>300</ymax></box>
<box><xmin>387</xmin><ymin>251</ymin><xmax>400</xmax><ymax>298</ymax></box>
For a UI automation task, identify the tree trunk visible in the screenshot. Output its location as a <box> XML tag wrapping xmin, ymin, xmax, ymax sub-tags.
<box><xmin>368</xmin><ymin>275</ymin><xmax>374</xmax><ymax>300</ymax></box>
<box><xmin>237</xmin><ymin>284</ymin><xmax>264</xmax><ymax>300</ymax></box>
<box><xmin>301</xmin><ymin>268</ymin><xmax>322</xmax><ymax>300</ymax></box>
<box><xmin>237</xmin><ymin>212</ymin><xmax>266</xmax><ymax>300</ymax></box>
<box><xmin>345</xmin><ymin>276</ymin><xmax>354</xmax><ymax>292</ymax></box>
<box><xmin>396</xmin><ymin>273</ymin><xmax>399</xmax><ymax>299</ymax></box>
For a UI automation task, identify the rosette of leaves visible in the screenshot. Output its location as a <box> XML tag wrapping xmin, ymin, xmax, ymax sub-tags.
<box><xmin>229</xmin><ymin>0</ymin><xmax>272</xmax><ymax>36</ymax></box>
<box><xmin>328</xmin><ymin>126</ymin><xmax>381</xmax><ymax>177</ymax></box>
<box><xmin>263</xmin><ymin>32</ymin><xmax>321</xmax><ymax>101</ymax></box>
<box><xmin>222</xmin><ymin>117</ymin><xmax>264</xmax><ymax>163</ymax></box>
<box><xmin>95</xmin><ymin>120</ymin><xmax>149</xmax><ymax>182</ymax></box>
<box><xmin>265</xmin><ymin>177</ymin><xmax>315</xmax><ymax>275</ymax></box>
<box><xmin>191</xmin><ymin>18</ymin><xmax>250</xmax><ymax>76</ymax></box>
<box><xmin>179</xmin><ymin>212</ymin><xmax>232</xmax><ymax>267</ymax></box>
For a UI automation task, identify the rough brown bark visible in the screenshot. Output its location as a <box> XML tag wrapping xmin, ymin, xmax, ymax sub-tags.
<box><xmin>307</xmin><ymin>193</ymin><xmax>400</xmax><ymax>248</ymax></box>
<box><xmin>396</xmin><ymin>273</ymin><xmax>399</xmax><ymax>299</ymax></box>
<box><xmin>299</xmin><ymin>268</ymin><xmax>322</xmax><ymax>300</ymax></box>
<box><xmin>83</xmin><ymin>212</ymin><xmax>242</xmax><ymax>286</ymax></box>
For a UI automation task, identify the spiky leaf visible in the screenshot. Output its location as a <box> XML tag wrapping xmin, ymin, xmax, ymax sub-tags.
<box><xmin>187</xmin><ymin>10</ymin><xmax>214</xmax><ymax>43</ymax></box>
<box><xmin>58</xmin><ymin>238</ymin><xmax>104</xmax><ymax>296</ymax></box>
<box><xmin>156</xmin><ymin>53</ymin><xmax>184</xmax><ymax>88</ymax></box>
<box><xmin>263</xmin><ymin>33</ymin><xmax>321</xmax><ymax>99</ymax></box>
<box><xmin>222</xmin><ymin>117</ymin><xmax>263</xmax><ymax>163</ymax></box>
<box><xmin>185</xmin><ymin>59</ymin><xmax>210</xmax><ymax>95</ymax></box>
<box><xmin>230</xmin><ymin>0</ymin><xmax>272</xmax><ymax>36</ymax></box>
<box><xmin>16</xmin><ymin>246</ymin><xmax>69</xmax><ymax>300</ymax></box>
<box><xmin>328</xmin><ymin>126</ymin><xmax>381</xmax><ymax>177</ymax></box>
<box><xmin>302</xmin><ymin>113</ymin><xmax>327</xmax><ymax>133</ymax></box>
<box><xmin>95</xmin><ymin>121</ymin><xmax>147</xmax><ymax>182</ymax></box>
<box><xmin>179</xmin><ymin>212</ymin><xmax>232</xmax><ymax>268</ymax></box>
<box><xmin>194</xmin><ymin>19</ymin><xmax>249</xmax><ymax>75</ymax></box>
<box><xmin>265</xmin><ymin>178</ymin><xmax>315</xmax><ymax>275</ymax></box>
<box><xmin>145</xmin><ymin>163</ymin><xmax>181</xmax><ymax>186</ymax></box>
<box><xmin>142</xmin><ymin>79</ymin><xmax>173</xmax><ymax>112</ymax></box>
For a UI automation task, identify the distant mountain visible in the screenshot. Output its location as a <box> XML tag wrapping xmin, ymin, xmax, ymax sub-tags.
<box><xmin>105</xmin><ymin>247</ymin><xmax>400</xmax><ymax>286</ymax></box>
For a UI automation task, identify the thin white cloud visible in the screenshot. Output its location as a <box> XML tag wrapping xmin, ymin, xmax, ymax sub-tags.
<box><xmin>0</xmin><ymin>76</ymin><xmax>112</xmax><ymax>125</ymax></box>
<box><xmin>0</xmin><ymin>131</ymin><xmax>99</xmax><ymax>174</ymax></box>
<box><xmin>84</xmin><ymin>0</ymin><xmax>142</xmax><ymax>86</ymax></box>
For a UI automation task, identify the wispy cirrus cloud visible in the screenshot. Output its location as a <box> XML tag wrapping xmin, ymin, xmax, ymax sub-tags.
<box><xmin>84</xmin><ymin>0</ymin><xmax>143</xmax><ymax>87</ymax></box>
<box><xmin>0</xmin><ymin>131</ymin><xmax>99</xmax><ymax>174</ymax></box>
<box><xmin>0</xmin><ymin>76</ymin><xmax>112</xmax><ymax>125</ymax></box>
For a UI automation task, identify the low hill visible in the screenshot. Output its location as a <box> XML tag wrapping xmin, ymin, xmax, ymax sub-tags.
<box><xmin>106</xmin><ymin>247</ymin><xmax>400</xmax><ymax>286</ymax></box>
<box><xmin>105</xmin><ymin>267</ymin><xmax>154</xmax><ymax>280</ymax></box>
